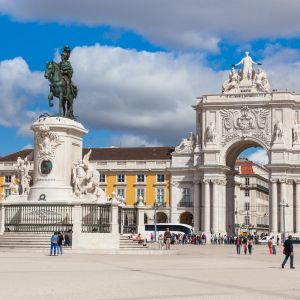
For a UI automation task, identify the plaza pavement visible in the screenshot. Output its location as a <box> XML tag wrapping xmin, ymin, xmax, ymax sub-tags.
<box><xmin>0</xmin><ymin>244</ymin><xmax>299</xmax><ymax>300</ymax></box>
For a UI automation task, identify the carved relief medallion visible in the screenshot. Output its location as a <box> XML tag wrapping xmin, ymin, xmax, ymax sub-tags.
<box><xmin>220</xmin><ymin>106</ymin><xmax>271</xmax><ymax>146</ymax></box>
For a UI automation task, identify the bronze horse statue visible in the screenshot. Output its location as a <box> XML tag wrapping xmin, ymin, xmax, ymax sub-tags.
<box><xmin>44</xmin><ymin>61</ymin><xmax>77</xmax><ymax>119</ymax></box>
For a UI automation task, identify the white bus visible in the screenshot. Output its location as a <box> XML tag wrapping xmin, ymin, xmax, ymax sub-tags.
<box><xmin>144</xmin><ymin>223</ymin><xmax>193</xmax><ymax>242</ymax></box>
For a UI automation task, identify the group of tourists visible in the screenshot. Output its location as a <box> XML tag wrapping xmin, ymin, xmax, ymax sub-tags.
<box><xmin>235</xmin><ymin>235</ymin><xmax>254</xmax><ymax>255</ymax></box>
<box><xmin>50</xmin><ymin>231</ymin><xmax>71</xmax><ymax>256</ymax></box>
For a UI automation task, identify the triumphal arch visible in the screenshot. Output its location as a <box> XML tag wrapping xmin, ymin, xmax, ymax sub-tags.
<box><xmin>170</xmin><ymin>52</ymin><xmax>300</xmax><ymax>237</ymax></box>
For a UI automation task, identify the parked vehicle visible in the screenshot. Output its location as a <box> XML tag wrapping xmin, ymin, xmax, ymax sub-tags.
<box><xmin>145</xmin><ymin>223</ymin><xmax>193</xmax><ymax>242</ymax></box>
<box><xmin>258</xmin><ymin>236</ymin><xmax>272</xmax><ymax>244</ymax></box>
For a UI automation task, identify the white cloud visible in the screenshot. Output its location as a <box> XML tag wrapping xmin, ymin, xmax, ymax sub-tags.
<box><xmin>247</xmin><ymin>149</ymin><xmax>268</xmax><ymax>166</ymax></box>
<box><xmin>0</xmin><ymin>57</ymin><xmax>46</xmax><ymax>132</ymax></box>
<box><xmin>109</xmin><ymin>133</ymin><xmax>161</xmax><ymax>147</ymax></box>
<box><xmin>70</xmin><ymin>44</ymin><xmax>224</xmax><ymax>145</ymax></box>
<box><xmin>1</xmin><ymin>1</ymin><xmax>300</xmax><ymax>51</ymax></box>
<box><xmin>22</xmin><ymin>143</ymin><xmax>33</xmax><ymax>150</ymax></box>
<box><xmin>4</xmin><ymin>44</ymin><xmax>300</xmax><ymax>147</ymax></box>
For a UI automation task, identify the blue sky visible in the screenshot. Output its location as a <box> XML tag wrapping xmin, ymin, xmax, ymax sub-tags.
<box><xmin>1</xmin><ymin>1</ymin><xmax>300</xmax><ymax>164</ymax></box>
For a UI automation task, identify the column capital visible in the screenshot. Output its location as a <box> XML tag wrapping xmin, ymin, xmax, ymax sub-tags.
<box><xmin>193</xmin><ymin>179</ymin><xmax>200</xmax><ymax>184</ymax></box>
<box><xmin>286</xmin><ymin>179</ymin><xmax>294</xmax><ymax>185</ymax></box>
<box><xmin>279</xmin><ymin>178</ymin><xmax>288</xmax><ymax>184</ymax></box>
<box><xmin>203</xmin><ymin>179</ymin><xmax>211</xmax><ymax>184</ymax></box>
<box><xmin>295</xmin><ymin>179</ymin><xmax>300</xmax><ymax>185</ymax></box>
<box><xmin>211</xmin><ymin>179</ymin><xmax>227</xmax><ymax>185</ymax></box>
<box><xmin>270</xmin><ymin>178</ymin><xmax>278</xmax><ymax>183</ymax></box>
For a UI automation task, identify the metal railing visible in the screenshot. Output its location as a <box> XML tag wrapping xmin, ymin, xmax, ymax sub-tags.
<box><xmin>4</xmin><ymin>204</ymin><xmax>73</xmax><ymax>232</ymax></box>
<box><xmin>118</xmin><ymin>207</ymin><xmax>137</xmax><ymax>233</ymax></box>
<box><xmin>81</xmin><ymin>204</ymin><xmax>111</xmax><ymax>233</ymax></box>
<box><xmin>178</xmin><ymin>201</ymin><xmax>193</xmax><ymax>208</ymax></box>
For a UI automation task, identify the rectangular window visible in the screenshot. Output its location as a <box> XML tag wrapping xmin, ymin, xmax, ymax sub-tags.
<box><xmin>245</xmin><ymin>189</ymin><xmax>250</xmax><ymax>197</ymax></box>
<box><xmin>117</xmin><ymin>188</ymin><xmax>125</xmax><ymax>199</ymax></box>
<box><xmin>137</xmin><ymin>174</ymin><xmax>145</xmax><ymax>183</ymax></box>
<box><xmin>117</xmin><ymin>174</ymin><xmax>125</xmax><ymax>183</ymax></box>
<box><xmin>4</xmin><ymin>176</ymin><xmax>12</xmax><ymax>183</ymax></box>
<box><xmin>99</xmin><ymin>174</ymin><xmax>106</xmax><ymax>183</ymax></box>
<box><xmin>137</xmin><ymin>188</ymin><xmax>145</xmax><ymax>201</ymax></box>
<box><xmin>245</xmin><ymin>215</ymin><xmax>250</xmax><ymax>225</ymax></box>
<box><xmin>245</xmin><ymin>202</ymin><xmax>250</xmax><ymax>211</ymax></box>
<box><xmin>245</xmin><ymin>177</ymin><xmax>250</xmax><ymax>185</ymax></box>
<box><xmin>157</xmin><ymin>174</ymin><xmax>165</xmax><ymax>183</ymax></box>
<box><xmin>182</xmin><ymin>188</ymin><xmax>191</xmax><ymax>203</ymax></box>
<box><xmin>156</xmin><ymin>188</ymin><xmax>165</xmax><ymax>204</ymax></box>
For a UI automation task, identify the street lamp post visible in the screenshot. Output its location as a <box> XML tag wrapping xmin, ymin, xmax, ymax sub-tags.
<box><xmin>280</xmin><ymin>201</ymin><xmax>289</xmax><ymax>242</ymax></box>
<box><xmin>154</xmin><ymin>202</ymin><xmax>161</xmax><ymax>242</ymax></box>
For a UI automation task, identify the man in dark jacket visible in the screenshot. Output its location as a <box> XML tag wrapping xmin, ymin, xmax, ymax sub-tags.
<box><xmin>282</xmin><ymin>235</ymin><xmax>295</xmax><ymax>269</ymax></box>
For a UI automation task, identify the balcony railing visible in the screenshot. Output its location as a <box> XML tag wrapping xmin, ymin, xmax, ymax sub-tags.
<box><xmin>256</xmin><ymin>224</ymin><xmax>269</xmax><ymax>229</ymax></box>
<box><xmin>178</xmin><ymin>201</ymin><xmax>193</xmax><ymax>208</ymax></box>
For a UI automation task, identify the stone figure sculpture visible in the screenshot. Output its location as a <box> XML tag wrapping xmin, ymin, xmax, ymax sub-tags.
<box><xmin>233</xmin><ymin>51</ymin><xmax>258</xmax><ymax>80</ymax></box>
<box><xmin>206</xmin><ymin>122</ymin><xmax>216</xmax><ymax>143</ymax></box>
<box><xmin>222</xmin><ymin>67</ymin><xmax>240</xmax><ymax>93</ymax></box>
<box><xmin>175</xmin><ymin>132</ymin><xmax>196</xmax><ymax>153</ymax></box>
<box><xmin>72</xmin><ymin>149</ymin><xmax>106</xmax><ymax>200</ymax></box>
<box><xmin>36</xmin><ymin>125</ymin><xmax>62</xmax><ymax>160</ymax></box>
<box><xmin>15</xmin><ymin>156</ymin><xmax>32</xmax><ymax>195</ymax></box>
<box><xmin>44</xmin><ymin>46</ymin><xmax>78</xmax><ymax>119</ymax></box>
<box><xmin>254</xmin><ymin>68</ymin><xmax>270</xmax><ymax>92</ymax></box>
<box><xmin>292</xmin><ymin>121</ymin><xmax>300</xmax><ymax>144</ymax></box>
<box><xmin>274</xmin><ymin>120</ymin><xmax>283</xmax><ymax>141</ymax></box>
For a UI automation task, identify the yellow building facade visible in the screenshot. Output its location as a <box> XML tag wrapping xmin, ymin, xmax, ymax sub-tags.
<box><xmin>0</xmin><ymin>147</ymin><xmax>173</xmax><ymax>223</ymax></box>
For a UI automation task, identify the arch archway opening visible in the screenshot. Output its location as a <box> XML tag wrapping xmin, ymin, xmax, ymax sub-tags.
<box><xmin>156</xmin><ymin>212</ymin><xmax>168</xmax><ymax>223</ymax></box>
<box><xmin>180</xmin><ymin>212</ymin><xmax>193</xmax><ymax>226</ymax></box>
<box><xmin>225</xmin><ymin>142</ymin><xmax>270</xmax><ymax>238</ymax></box>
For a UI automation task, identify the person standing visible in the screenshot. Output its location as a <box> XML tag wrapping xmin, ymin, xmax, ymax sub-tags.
<box><xmin>248</xmin><ymin>238</ymin><xmax>253</xmax><ymax>255</ymax></box>
<box><xmin>50</xmin><ymin>232</ymin><xmax>58</xmax><ymax>256</ymax></box>
<box><xmin>164</xmin><ymin>228</ymin><xmax>171</xmax><ymax>250</ymax></box>
<box><xmin>272</xmin><ymin>237</ymin><xmax>277</xmax><ymax>255</ymax></box>
<box><xmin>158</xmin><ymin>234</ymin><xmax>164</xmax><ymax>249</ymax></box>
<box><xmin>242</xmin><ymin>237</ymin><xmax>248</xmax><ymax>255</ymax></box>
<box><xmin>57</xmin><ymin>232</ymin><xmax>64</xmax><ymax>255</ymax></box>
<box><xmin>282</xmin><ymin>235</ymin><xmax>295</xmax><ymax>269</ymax></box>
<box><xmin>236</xmin><ymin>235</ymin><xmax>241</xmax><ymax>255</ymax></box>
<box><xmin>268</xmin><ymin>238</ymin><xmax>273</xmax><ymax>254</ymax></box>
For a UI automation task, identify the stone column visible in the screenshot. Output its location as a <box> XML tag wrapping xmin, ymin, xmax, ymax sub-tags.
<box><xmin>202</xmin><ymin>179</ymin><xmax>211</xmax><ymax>233</ymax></box>
<box><xmin>218</xmin><ymin>179</ymin><xmax>227</xmax><ymax>234</ymax></box>
<box><xmin>111</xmin><ymin>201</ymin><xmax>119</xmax><ymax>235</ymax></box>
<box><xmin>193</xmin><ymin>180</ymin><xmax>200</xmax><ymax>231</ymax></box>
<box><xmin>270</xmin><ymin>179</ymin><xmax>278</xmax><ymax>234</ymax></box>
<box><xmin>296</xmin><ymin>180</ymin><xmax>300</xmax><ymax>234</ymax></box>
<box><xmin>279</xmin><ymin>179</ymin><xmax>287</xmax><ymax>233</ymax></box>
<box><xmin>0</xmin><ymin>204</ymin><xmax>5</xmax><ymax>235</ymax></box>
<box><xmin>136</xmin><ymin>202</ymin><xmax>146</xmax><ymax>236</ymax></box>
<box><xmin>212</xmin><ymin>180</ymin><xmax>219</xmax><ymax>233</ymax></box>
<box><xmin>71</xmin><ymin>204</ymin><xmax>82</xmax><ymax>249</ymax></box>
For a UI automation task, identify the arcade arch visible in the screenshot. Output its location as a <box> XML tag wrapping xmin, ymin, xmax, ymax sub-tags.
<box><xmin>156</xmin><ymin>212</ymin><xmax>168</xmax><ymax>223</ymax></box>
<box><xmin>180</xmin><ymin>212</ymin><xmax>193</xmax><ymax>226</ymax></box>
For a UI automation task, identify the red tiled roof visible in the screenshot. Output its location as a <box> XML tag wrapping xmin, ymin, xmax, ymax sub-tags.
<box><xmin>236</xmin><ymin>160</ymin><xmax>254</xmax><ymax>175</ymax></box>
<box><xmin>0</xmin><ymin>147</ymin><xmax>175</xmax><ymax>162</ymax></box>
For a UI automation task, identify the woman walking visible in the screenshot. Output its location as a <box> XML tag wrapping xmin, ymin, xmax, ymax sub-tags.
<box><xmin>248</xmin><ymin>238</ymin><xmax>253</xmax><ymax>255</ymax></box>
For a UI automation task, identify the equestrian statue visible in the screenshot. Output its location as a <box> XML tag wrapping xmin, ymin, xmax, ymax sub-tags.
<box><xmin>44</xmin><ymin>46</ymin><xmax>78</xmax><ymax>119</ymax></box>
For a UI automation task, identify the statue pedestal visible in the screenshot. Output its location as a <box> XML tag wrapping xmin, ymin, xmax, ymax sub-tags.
<box><xmin>27</xmin><ymin>117</ymin><xmax>87</xmax><ymax>203</ymax></box>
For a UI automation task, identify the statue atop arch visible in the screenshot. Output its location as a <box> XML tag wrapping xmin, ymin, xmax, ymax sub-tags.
<box><xmin>222</xmin><ymin>51</ymin><xmax>270</xmax><ymax>94</ymax></box>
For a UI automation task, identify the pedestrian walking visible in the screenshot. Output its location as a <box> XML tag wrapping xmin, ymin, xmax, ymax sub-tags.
<box><xmin>268</xmin><ymin>238</ymin><xmax>273</xmax><ymax>254</ymax></box>
<box><xmin>235</xmin><ymin>235</ymin><xmax>241</xmax><ymax>255</ymax></box>
<box><xmin>158</xmin><ymin>234</ymin><xmax>164</xmax><ymax>249</ymax></box>
<box><xmin>57</xmin><ymin>231</ymin><xmax>64</xmax><ymax>255</ymax></box>
<box><xmin>248</xmin><ymin>238</ymin><xmax>253</xmax><ymax>255</ymax></box>
<box><xmin>50</xmin><ymin>231</ymin><xmax>58</xmax><ymax>256</ymax></box>
<box><xmin>164</xmin><ymin>228</ymin><xmax>171</xmax><ymax>250</ymax></box>
<box><xmin>150</xmin><ymin>232</ymin><xmax>154</xmax><ymax>243</ymax></box>
<box><xmin>282</xmin><ymin>235</ymin><xmax>295</xmax><ymax>269</ymax></box>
